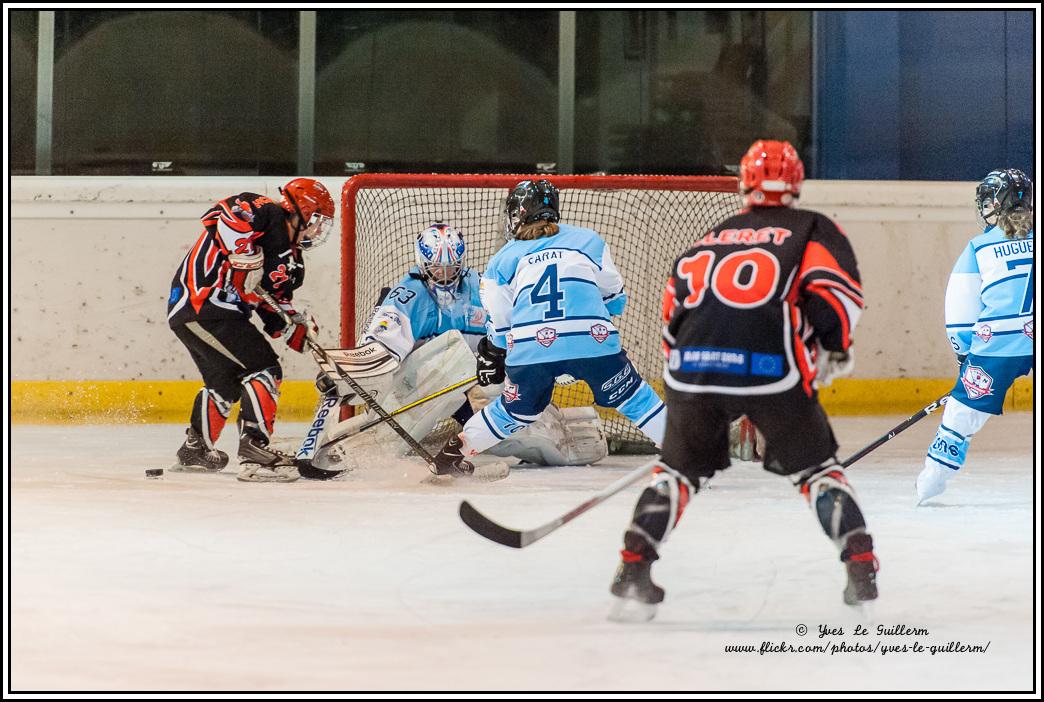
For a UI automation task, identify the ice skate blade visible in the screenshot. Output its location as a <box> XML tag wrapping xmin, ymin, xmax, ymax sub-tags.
<box><xmin>236</xmin><ymin>464</ymin><xmax>300</xmax><ymax>483</ymax></box>
<box><xmin>421</xmin><ymin>462</ymin><xmax>511</xmax><ymax>485</ymax></box>
<box><xmin>607</xmin><ymin>595</ymin><xmax>659</xmax><ymax>623</ymax></box>
<box><xmin>169</xmin><ymin>463</ymin><xmax>223</xmax><ymax>474</ymax></box>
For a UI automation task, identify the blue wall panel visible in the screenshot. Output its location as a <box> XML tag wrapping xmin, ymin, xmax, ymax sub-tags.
<box><xmin>815</xmin><ymin>10</ymin><xmax>1034</xmax><ymax>181</ymax></box>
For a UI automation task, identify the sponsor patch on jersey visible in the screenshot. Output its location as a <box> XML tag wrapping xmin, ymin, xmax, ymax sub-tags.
<box><xmin>502</xmin><ymin>383</ymin><xmax>521</xmax><ymax>403</ymax></box>
<box><xmin>535</xmin><ymin>327</ymin><xmax>558</xmax><ymax>347</ymax></box>
<box><xmin>1025</xmin><ymin>320</ymin><xmax>1034</xmax><ymax>340</ymax></box>
<box><xmin>168</xmin><ymin>286</ymin><xmax>182</xmax><ymax>304</ymax></box>
<box><xmin>961</xmin><ymin>365</ymin><xmax>995</xmax><ymax>400</ymax></box>
<box><xmin>590</xmin><ymin>324</ymin><xmax>610</xmax><ymax>343</ymax></box>
<box><xmin>469</xmin><ymin>306</ymin><xmax>486</xmax><ymax>327</ymax></box>
<box><xmin>974</xmin><ymin>325</ymin><xmax>993</xmax><ymax>343</ymax></box>
<box><xmin>676</xmin><ymin>347</ymin><xmax>748</xmax><ymax>375</ymax></box>
<box><xmin>750</xmin><ymin>352</ymin><xmax>785</xmax><ymax>377</ymax></box>
<box><xmin>506</xmin><ymin>334</ymin><xmax>514</xmax><ymax>351</ymax></box>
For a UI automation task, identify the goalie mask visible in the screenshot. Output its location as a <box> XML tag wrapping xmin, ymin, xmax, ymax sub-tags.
<box><xmin>415</xmin><ymin>224</ymin><xmax>467</xmax><ymax>304</ymax></box>
<box><xmin>280</xmin><ymin>178</ymin><xmax>335</xmax><ymax>250</ymax></box>
<box><xmin>503</xmin><ymin>179</ymin><xmax>560</xmax><ymax>240</ymax></box>
<box><xmin>976</xmin><ymin>169</ymin><xmax>1033</xmax><ymax>239</ymax></box>
<box><xmin>739</xmin><ymin>140</ymin><xmax>804</xmax><ymax>207</ymax></box>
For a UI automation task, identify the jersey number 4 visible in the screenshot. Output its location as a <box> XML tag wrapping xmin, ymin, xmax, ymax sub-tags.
<box><xmin>677</xmin><ymin>249</ymin><xmax>781</xmax><ymax>309</ymax></box>
<box><xmin>531</xmin><ymin>264</ymin><xmax>565</xmax><ymax>320</ymax></box>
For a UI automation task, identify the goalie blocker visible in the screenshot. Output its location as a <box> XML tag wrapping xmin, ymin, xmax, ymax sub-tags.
<box><xmin>298</xmin><ymin>330</ymin><xmax>609</xmax><ymax>472</ymax></box>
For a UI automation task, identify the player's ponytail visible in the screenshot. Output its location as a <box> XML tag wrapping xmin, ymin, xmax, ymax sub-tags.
<box><xmin>515</xmin><ymin>221</ymin><xmax>560</xmax><ymax>240</ymax></box>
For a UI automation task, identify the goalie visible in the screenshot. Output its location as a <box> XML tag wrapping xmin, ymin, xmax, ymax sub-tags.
<box><xmin>296</xmin><ymin>223</ymin><xmax>609</xmax><ymax>477</ymax></box>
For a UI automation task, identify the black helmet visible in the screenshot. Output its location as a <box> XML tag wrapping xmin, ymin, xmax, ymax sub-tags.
<box><xmin>976</xmin><ymin>169</ymin><xmax>1033</xmax><ymax>237</ymax></box>
<box><xmin>503</xmin><ymin>179</ymin><xmax>560</xmax><ymax>240</ymax></box>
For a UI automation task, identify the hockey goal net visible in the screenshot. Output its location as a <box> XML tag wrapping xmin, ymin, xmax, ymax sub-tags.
<box><xmin>340</xmin><ymin>173</ymin><xmax>740</xmax><ymax>451</ymax></box>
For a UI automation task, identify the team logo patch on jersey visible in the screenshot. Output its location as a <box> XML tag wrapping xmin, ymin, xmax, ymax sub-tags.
<box><xmin>961</xmin><ymin>365</ymin><xmax>995</xmax><ymax>400</ymax></box>
<box><xmin>469</xmin><ymin>306</ymin><xmax>486</xmax><ymax>326</ymax></box>
<box><xmin>506</xmin><ymin>334</ymin><xmax>514</xmax><ymax>351</ymax></box>
<box><xmin>974</xmin><ymin>325</ymin><xmax>993</xmax><ymax>343</ymax></box>
<box><xmin>590</xmin><ymin>324</ymin><xmax>610</xmax><ymax>343</ymax></box>
<box><xmin>502</xmin><ymin>383</ymin><xmax>521</xmax><ymax>403</ymax></box>
<box><xmin>535</xmin><ymin>327</ymin><xmax>558</xmax><ymax>347</ymax></box>
<box><xmin>1025</xmin><ymin>320</ymin><xmax>1034</xmax><ymax>339</ymax></box>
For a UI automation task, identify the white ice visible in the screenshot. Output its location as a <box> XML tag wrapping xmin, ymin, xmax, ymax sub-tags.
<box><xmin>9</xmin><ymin>414</ymin><xmax>1035</xmax><ymax>692</ymax></box>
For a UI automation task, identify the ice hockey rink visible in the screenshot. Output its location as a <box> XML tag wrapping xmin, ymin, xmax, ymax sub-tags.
<box><xmin>8</xmin><ymin>411</ymin><xmax>1035</xmax><ymax>692</ymax></box>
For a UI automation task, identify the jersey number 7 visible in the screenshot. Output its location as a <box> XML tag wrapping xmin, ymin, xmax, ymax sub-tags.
<box><xmin>1006</xmin><ymin>257</ymin><xmax>1034</xmax><ymax>314</ymax></box>
<box><xmin>676</xmin><ymin>249</ymin><xmax>781</xmax><ymax>309</ymax></box>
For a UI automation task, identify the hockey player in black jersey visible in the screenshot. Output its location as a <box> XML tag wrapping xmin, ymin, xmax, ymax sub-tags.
<box><xmin>610</xmin><ymin>140</ymin><xmax>878</xmax><ymax>619</ymax></box>
<box><xmin>167</xmin><ymin>178</ymin><xmax>335</xmax><ymax>482</ymax></box>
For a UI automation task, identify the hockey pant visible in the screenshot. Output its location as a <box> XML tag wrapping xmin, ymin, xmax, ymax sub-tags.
<box><xmin>458</xmin><ymin>351</ymin><xmax>665</xmax><ymax>456</ymax></box>
<box><xmin>172</xmin><ymin>318</ymin><xmax>282</xmax><ymax>448</ymax></box>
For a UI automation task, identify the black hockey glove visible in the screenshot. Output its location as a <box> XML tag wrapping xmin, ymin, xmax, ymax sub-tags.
<box><xmin>956</xmin><ymin>353</ymin><xmax>968</xmax><ymax>367</ymax></box>
<box><xmin>476</xmin><ymin>336</ymin><xmax>507</xmax><ymax>387</ymax></box>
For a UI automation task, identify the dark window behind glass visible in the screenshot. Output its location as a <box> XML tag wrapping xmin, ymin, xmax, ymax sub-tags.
<box><xmin>314</xmin><ymin>10</ymin><xmax>558</xmax><ymax>175</ymax></box>
<box><xmin>10</xmin><ymin>11</ymin><xmax>38</xmax><ymax>174</ymax></box>
<box><xmin>51</xmin><ymin>10</ymin><xmax>298</xmax><ymax>175</ymax></box>
<box><xmin>575</xmin><ymin>10</ymin><xmax>812</xmax><ymax>175</ymax></box>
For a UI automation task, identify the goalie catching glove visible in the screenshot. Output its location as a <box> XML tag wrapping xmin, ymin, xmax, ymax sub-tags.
<box><xmin>476</xmin><ymin>336</ymin><xmax>507</xmax><ymax>387</ymax></box>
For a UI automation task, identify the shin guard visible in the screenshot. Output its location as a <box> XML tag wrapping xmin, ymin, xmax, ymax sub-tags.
<box><xmin>793</xmin><ymin>462</ymin><xmax>867</xmax><ymax>545</ymax></box>
<box><xmin>239</xmin><ymin>367</ymin><xmax>282</xmax><ymax>441</ymax></box>
<box><xmin>190</xmin><ymin>388</ymin><xmax>233</xmax><ymax>449</ymax></box>
<box><xmin>622</xmin><ymin>465</ymin><xmax>695</xmax><ymax>562</ymax></box>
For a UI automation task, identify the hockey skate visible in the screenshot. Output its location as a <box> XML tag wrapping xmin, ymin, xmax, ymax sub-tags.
<box><xmin>915</xmin><ymin>462</ymin><xmax>953</xmax><ymax>504</ymax></box>
<box><xmin>431</xmin><ymin>434</ymin><xmax>477</xmax><ymax>477</ymax></box>
<box><xmin>608</xmin><ymin>557</ymin><xmax>664</xmax><ymax>623</ymax></box>
<box><xmin>237</xmin><ymin>434</ymin><xmax>300</xmax><ymax>483</ymax></box>
<box><xmin>840</xmin><ymin>533</ymin><xmax>878</xmax><ymax>606</ymax></box>
<box><xmin>171</xmin><ymin>428</ymin><xmax>229</xmax><ymax>473</ymax></box>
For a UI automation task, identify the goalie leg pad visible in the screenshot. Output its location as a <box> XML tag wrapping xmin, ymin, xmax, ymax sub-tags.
<box><xmin>793</xmin><ymin>462</ymin><xmax>867</xmax><ymax>545</ymax></box>
<box><xmin>190</xmin><ymin>387</ymin><xmax>233</xmax><ymax>449</ymax></box>
<box><xmin>485</xmin><ymin>405</ymin><xmax>608</xmax><ymax>466</ymax></box>
<box><xmin>623</xmin><ymin>465</ymin><xmax>696</xmax><ymax>561</ymax></box>
<box><xmin>239</xmin><ymin>367</ymin><xmax>282</xmax><ymax>440</ymax></box>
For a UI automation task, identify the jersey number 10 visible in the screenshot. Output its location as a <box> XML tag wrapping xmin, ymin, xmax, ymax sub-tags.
<box><xmin>677</xmin><ymin>249</ymin><xmax>781</xmax><ymax>309</ymax></box>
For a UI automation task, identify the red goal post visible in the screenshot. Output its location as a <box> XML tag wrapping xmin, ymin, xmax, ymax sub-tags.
<box><xmin>340</xmin><ymin>173</ymin><xmax>740</xmax><ymax>450</ymax></box>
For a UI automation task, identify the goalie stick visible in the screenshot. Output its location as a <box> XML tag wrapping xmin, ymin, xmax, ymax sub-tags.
<box><xmin>459</xmin><ymin>394</ymin><xmax>951</xmax><ymax>549</ymax></box>
<box><xmin>254</xmin><ymin>287</ymin><xmax>441</xmax><ymax>473</ymax></box>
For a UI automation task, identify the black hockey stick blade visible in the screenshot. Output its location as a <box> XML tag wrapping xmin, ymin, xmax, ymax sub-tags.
<box><xmin>295</xmin><ymin>459</ymin><xmax>346</xmax><ymax>481</ymax></box>
<box><xmin>459</xmin><ymin>500</ymin><xmax>523</xmax><ymax>548</ymax></box>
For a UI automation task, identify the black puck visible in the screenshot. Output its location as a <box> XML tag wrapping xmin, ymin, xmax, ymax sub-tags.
<box><xmin>145</xmin><ymin>468</ymin><xmax>164</xmax><ymax>479</ymax></box>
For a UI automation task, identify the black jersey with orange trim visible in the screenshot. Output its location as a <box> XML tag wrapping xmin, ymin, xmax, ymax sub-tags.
<box><xmin>661</xmin><ymin>206</ymin><xmax>863</xmax><ymax>398</ymax></box>
<box><xmin>167</xmin><ymin>192</ymin><xmax>305</xmax><ymax>328</ymax></box>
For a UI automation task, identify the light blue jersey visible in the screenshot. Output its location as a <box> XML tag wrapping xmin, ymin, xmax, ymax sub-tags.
<box><xmin>945</xmin><ymin>226</ymin><xmax>1034</xmax><ymax>357</ymax></box>
<box><xmin>480</xmin><ymin>223</ymin><xmax>628</xmax><ymax>366</ymax></box>
<box><xmin>362</xmin><ymin>267</ymin><xmax>487</xmax><ymax>360</ymax></box>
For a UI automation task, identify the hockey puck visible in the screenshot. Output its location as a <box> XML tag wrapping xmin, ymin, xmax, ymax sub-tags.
<box><xmin>145</xmin><ymin>468</ymin><xmax>164</xmax><ymax>479</ymax></box>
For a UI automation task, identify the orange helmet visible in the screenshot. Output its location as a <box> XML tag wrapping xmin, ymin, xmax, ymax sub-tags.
<box><xmin>280</xmin><ymin>178</ymin><xmax>335</xmax><ymax>249</ymax></box>
<box><xmin>739</xmin><ymin>140</ymin><xmax>804</xmax><ymax>207</ymax></box>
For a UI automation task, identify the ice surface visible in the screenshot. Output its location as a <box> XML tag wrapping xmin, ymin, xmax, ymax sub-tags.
<box><xmin>9</xmin><ymin>414</ymin><xmax>1036</xmax><ymax>691</ymax></box>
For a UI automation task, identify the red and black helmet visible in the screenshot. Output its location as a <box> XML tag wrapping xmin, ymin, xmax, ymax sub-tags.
<box><xmin>739</xmin><ymin>140</ymin><xmax>804</xmax><ymax>207</ymax></box>
<box><xmin>280</xmin><ymin>178</ymin><xmax>335</xmax><ymax>249</ymax></box>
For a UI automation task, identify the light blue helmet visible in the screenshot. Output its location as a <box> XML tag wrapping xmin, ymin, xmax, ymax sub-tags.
<box><xmin>415</xmin><ymin>223</ymin><xmax>466</xmax><ymax>291</ymax></box>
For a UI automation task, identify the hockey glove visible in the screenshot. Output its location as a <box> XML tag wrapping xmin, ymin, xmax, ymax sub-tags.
<box><xmin>287</xmin><ymin>311</ymin><xmax>319</xmax><ymax>353</ymax></box>
<box><xmin>815</xmin><ymin>345</ymin><xmax>854</xmax><ymax>387</ymax></box>
<box><xmin>476</xmin><ymin>336</ymin><xmax>507</xmax><ymax>387</ymax></box>
<box><xmin>956</xmin><ymin>353</ymin><xmax>968</xmax><ymax>367</ymax></box>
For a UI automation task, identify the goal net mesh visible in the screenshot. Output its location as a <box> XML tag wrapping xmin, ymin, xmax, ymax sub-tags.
<box><xmin>341</xmin><ymin>174</ymin><xmax>740</xmax><ymax>452</ymax></box>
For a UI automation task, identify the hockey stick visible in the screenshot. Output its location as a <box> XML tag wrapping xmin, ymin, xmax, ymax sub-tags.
<box><xmin>254</xmin><ymin>288</ymin><xmax>441</xmax><ymax>472</ymax></box>
<box><xmin>460</xmin><ymin>394</ymin><xmax>953</xmax><ymax>548</ymax></box>
<box><xmin>840</xmin><ymin>394</ymin><xmax>949</xmax><ymax>468</ymax></box>
<box><xmin>315</xmin><ymin>376</ymin><xmax>477</xmax><ymax>454</ymax></box>
<box><xmin>459</xmin><ymin>458</ymin><xmax>660</xmax><ymax>548</ymax></box>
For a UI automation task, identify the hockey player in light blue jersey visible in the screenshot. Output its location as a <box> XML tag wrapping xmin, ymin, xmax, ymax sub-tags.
<box><xmin>917</xmin><ymin>169</ymin><xmax>1034</xmax><ymax>503</ymax></box>
<box><xmin>430</xmin><ymin>179</ymin><xmax>666</xmax><ymax>476</ymax></box>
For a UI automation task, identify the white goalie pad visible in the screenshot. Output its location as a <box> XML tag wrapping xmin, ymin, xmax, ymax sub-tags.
<box><xmin>486</xmin><ymin>404</ymin><xmax>609</xmax><ymax>466</ymax></box>
<box><xmin>313</xmin><ymin>330</ymin><xmax>475</xmax><ymax>469</ymax></box>
<box><xmin>315</xmin><ymin>341</ymin><xmax>400</xmax><ymax>405</ymax></box>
